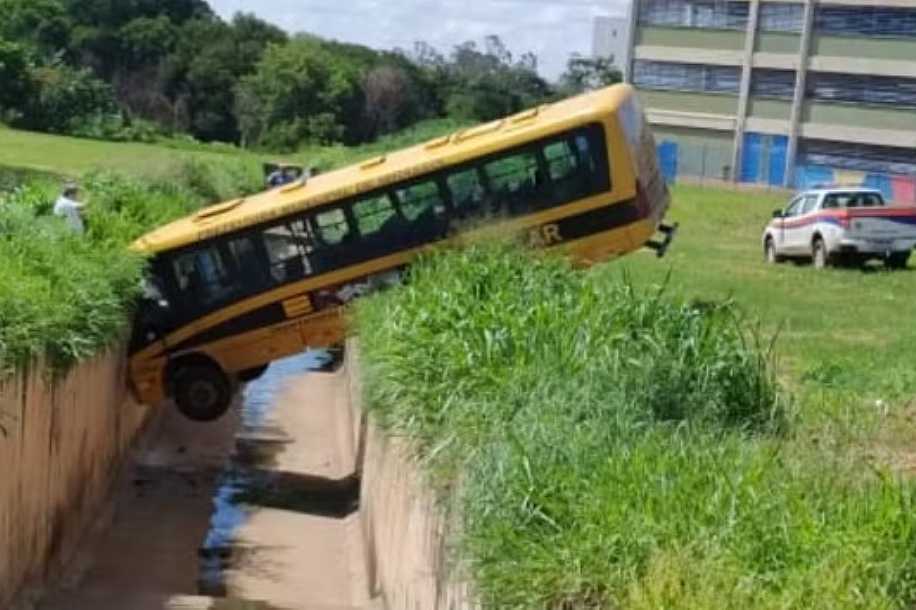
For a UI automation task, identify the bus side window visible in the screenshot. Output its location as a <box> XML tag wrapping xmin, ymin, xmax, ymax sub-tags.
<box><xmin>575</xmin><ymin>133</ymin><xmax>599</xmax><ymax>174</ymax></box>
<box><xmin>261</xmin><ymin>219</ymin><xmax>313</xmax><ymax>285</ymax></box>
<box><xmin>353</xmin><ymin>193</ymin><xmax>406</xmax><ymax>257</ymax></box>
<box><xmin>228</xmin><ymin>235</ymin><xmax>270</xmax><ymax>289</ymax></box>
<box><xmin>447</xmin><ymin>168</ymin><xmax>486</xmax><ymax>219</ymax></box>
<box><xmin>483</xmin><ymin>149</ymin><xmax>542</xmax><ymax>216</ymax></box>
<box><xmin>353</xmin><ymin>194</ymin><xmax>400</xmax><ymax>237</ymax></box>
<box><xmin>314</xmin><ymin>208</ymin><xmax>351</xmax><ymax>245</ymax></box>
<box><xmin>395</xmin><ymin>181</ymin><xmax>446</xmax><ymax>221</ymax></box>
<box><xmin>394</xmin><ymin>180</ymin><xmax>449</xmax><ymax>245</ymax></box>
<box><xmin>171</xmin><ymin>238</ymin><xmax>254</xmax><ymax>311</ymax></box>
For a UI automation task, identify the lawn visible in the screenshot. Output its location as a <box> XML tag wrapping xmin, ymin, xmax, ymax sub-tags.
<box><xmin>356</xmin><ymin>183</ymin><xmax>916</xmax><ymax>610</ymax></box>
<box><xmin>0</xmin><ymin>125</ymin><xmax>255</xmax><ymax>178</ymax></box>
<box><xmin>0</xmin><ymin>118</ymin><xmax>464</xmax><ymax>181</ymax></box>
<box><xmin>615</xmin><ymin>185</ymin><xmax>916</xmax><ymax>403</ymax></box>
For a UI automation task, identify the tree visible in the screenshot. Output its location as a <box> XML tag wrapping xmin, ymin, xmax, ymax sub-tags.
<box><xmin>22</xmin><ymin>59</ymin><xmax>119</xmax><ymax>133</ymax></box>
<box><xmin>558</xmin><ymin>55</ymin><xmax>622</xmax><ymax>95</ymax></box>
<box><xmin>235</xmin><ymin>37</ymin><xmax>360</xmax><ymax>149</ymax></box>
<box><xmin>408</xmin><ymin>36</ymin><xmax>552</xmax><ymax>123</ymax></box>
<box><xmin>119</xmin><ymin>16</ymin><xmax>176</xmax><ymax>67</ymax></box>
<box><xmin>0</xmin><ymin>0</ymin><xmax>71</xmax><ymax>55</ymax></box>
<box><xmin>362</xmin><ymin>65</ymin><xmax>417</xmax><ymax>137</ymax></box>
<box><xmin>0</xmin><ymin>39</ymin><xmax>34</xmax><ymax>122</ymax></box>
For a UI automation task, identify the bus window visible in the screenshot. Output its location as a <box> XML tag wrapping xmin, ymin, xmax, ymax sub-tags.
<box><xmin>262</xmin><ymin>219</ymin><xmax>313</xmax><ymax>285</ymax></box>
<box><xmin>483</xmin><ymin>150</ymin><xmax>542</xmax><ymax>216</ymax></box>
<box><xmin>575</xmin><ymin>133</ymin><xmax>599</xmax><ymax>175</ymax></box>
<box><xmin>545</xmin><ymin>139</ymin><xmax>580</xmax><ymax>182</ymax></box>
<box><xmin>353</xmin><ymin>192</ymin><xmax>409</xmax><ymax>258</ymax></box>
<box><xmin>228</xmin><ymin>235</ymin><xmax>269</xmax><ymax>289</ymax></box>
<box><xmin>353</xmin><ymin>193</ymin><xmax>400</xmax><ymax>236</ymax></box>
<box><xmin>395</xmin><ymin>181</ymin><xmax>446</xmax><ymax>221</ymax></box>
<box><xmin>314</xmin><ymin>208</ymin><xmax>351</xmax><ymax>245</ymax></box>
<box><xmin>394</xmin><ymin>180</ymin><xmax>450</xmax><ymax>246</ymax></box>
<box><xmin>447</xmin><ymin>168</ymin><xmax>486</xmax><ymax>218</ymax></box>
<box><xmin>171</xmin><ymin>237</ymin><xmax>257</xmax><ymax>310</ymax></box>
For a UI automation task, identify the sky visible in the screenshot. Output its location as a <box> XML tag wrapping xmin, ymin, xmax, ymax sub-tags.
<box><xmin>209</xmin><ymin>0</ymin><xmax>630</xmax><ymax>80</ymax></box>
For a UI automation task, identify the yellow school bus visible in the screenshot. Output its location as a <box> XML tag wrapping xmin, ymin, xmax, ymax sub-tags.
<box><xmin>129</xmin><ymin>84</ymin><xmax>674</xmax><ymax>421</ymax></box>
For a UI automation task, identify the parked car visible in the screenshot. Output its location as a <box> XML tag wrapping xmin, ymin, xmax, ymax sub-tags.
<box><xmin>762</xmin><ymin>188</ymin><xmax>916</xmax><ymax>269</ymax></box>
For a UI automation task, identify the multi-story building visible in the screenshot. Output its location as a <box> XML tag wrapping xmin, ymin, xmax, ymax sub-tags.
<box><xmin>592</xmin><ymin>15</ymin><xmax>632</xmax><ymax>70</ymax></box>
<box><xmin>624</xmin><ymin>0</ymin><xmax>916</xmax><ymax>201</ymax></box>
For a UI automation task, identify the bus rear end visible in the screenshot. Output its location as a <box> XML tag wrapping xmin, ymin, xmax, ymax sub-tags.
<box><xmin>616</xmin><ymin>86</ymin><xmax>676</xmax><ymax>256</ymax></box>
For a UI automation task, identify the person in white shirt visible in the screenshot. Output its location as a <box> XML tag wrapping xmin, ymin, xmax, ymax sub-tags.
<box><xmin>53</xmin><ymin>183</ymin><xmax>86</xmax><ymax>234</ymax></box>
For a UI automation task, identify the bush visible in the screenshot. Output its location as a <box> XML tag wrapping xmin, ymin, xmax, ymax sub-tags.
<box><xmin>356</xmin><ymin>244</ymin><xmax>916</xmax><ymax>610</ymax></box>
<box><xmin>21</xmin><ymin>59</ymin><xmax>119</xmax><ymax>135</ymax></box>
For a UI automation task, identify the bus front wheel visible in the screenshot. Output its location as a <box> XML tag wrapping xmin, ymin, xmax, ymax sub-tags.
<box><xmin>172</xmin><ymin>363</ymin><xmax>233</xmax><ymax>422</ymax></box>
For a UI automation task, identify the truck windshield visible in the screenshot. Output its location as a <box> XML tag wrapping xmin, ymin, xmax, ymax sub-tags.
<box><xmin>823</xmin><ymin>192</ymin><xmax>884</xmax><ymax>209</ymax></box>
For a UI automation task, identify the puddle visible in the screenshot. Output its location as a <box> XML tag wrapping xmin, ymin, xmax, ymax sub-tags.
<box><xmin>198</xmin><ymin>350</ymin><xmax>334</xmax><ymax>597</ymax></box>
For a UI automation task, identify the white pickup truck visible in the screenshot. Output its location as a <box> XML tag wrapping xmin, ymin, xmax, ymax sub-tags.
<box><xmin>762</xmin><ymin>188</ymin><xmax>916</xmax><ymax>269</ymax></box>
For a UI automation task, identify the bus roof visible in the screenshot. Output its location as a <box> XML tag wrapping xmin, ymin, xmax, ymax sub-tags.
<box><xmin>133</xmin><ymin>84</ymin><xmax>636</xmax><ymax>255</ymax></box>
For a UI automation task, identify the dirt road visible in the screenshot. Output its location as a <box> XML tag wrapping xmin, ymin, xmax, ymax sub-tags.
<box><xmin>37</xmin><ymin>352</ymin><xmax>371</xmax><ymax>610</ymax></box>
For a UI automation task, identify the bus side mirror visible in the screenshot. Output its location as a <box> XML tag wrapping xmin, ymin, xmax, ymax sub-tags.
<box><xmin>772</xmin><ymin>209</ymin><xmax>784</xmax><ymax>218</ymax></box>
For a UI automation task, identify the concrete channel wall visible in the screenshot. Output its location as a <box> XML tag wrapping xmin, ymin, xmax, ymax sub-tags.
<box><xmin>0</xmin><ymin>348</ymin><xmax>150</xmax><ymax>608</ymax></box>
<box><xmin>345</xmin><ymin>343</ymin><xmax>476</xmax><ymax>610</ymax></box>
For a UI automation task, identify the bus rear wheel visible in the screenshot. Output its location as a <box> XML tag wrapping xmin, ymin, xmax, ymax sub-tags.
<box><xmin>172</xmin><ymin>363</ymin><xmax>233</xmax><ymax>422</ymax></box>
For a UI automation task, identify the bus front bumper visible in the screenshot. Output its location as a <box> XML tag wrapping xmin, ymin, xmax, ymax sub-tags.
<box><xmin>645</xmin><ymin>223</ymin><xmax>679</xmax><ymax>258</ymax></box>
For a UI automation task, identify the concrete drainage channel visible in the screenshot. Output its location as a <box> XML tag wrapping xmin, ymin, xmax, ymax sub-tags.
<box><xmin>194</xmin><ymin>349</ymin><xmax>372</xmax><ymax>610</ymax></box>
<box><xmin>35</xmin><ymin>349</ymin><xmax>375</xmax><ymax>610</ymax></box>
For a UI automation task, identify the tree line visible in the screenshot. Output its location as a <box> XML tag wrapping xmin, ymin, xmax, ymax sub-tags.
<box><xmin>0</xmin><ymin>0</ymin><xmax>620</xmax><ymax>150</ymax></box>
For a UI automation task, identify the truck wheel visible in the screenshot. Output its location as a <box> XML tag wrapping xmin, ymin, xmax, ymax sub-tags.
<box><xmin>237</xmin><ymin>364</ymin><xmax>269</xmax><ymax>383</ymax></box>
<box><xmin>172</xmin><ymin>363</ymin><xmax>233</xmax><ymax>422</ymax></box>
<box><xmin>764</xmin><ymin>238</ymin><xmax>782</xmax><ymax>264</ymax></box>
<box><xmin>886</xmin><ymin>251</ymin><xmax>910</xmax><ymax>270</ymax></box>
<box><xmin>812</xmin><ymin>238</ymin><xmax>830</xmax><ymax>270</ymax></box>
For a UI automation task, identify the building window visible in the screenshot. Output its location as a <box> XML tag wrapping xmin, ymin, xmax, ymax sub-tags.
<box><xmin>807</xmin><ymin>73</ymin><xmax>916</xmax><ymax>108</ymax></box>
<box><xmin>815</xmin><ymin>6</ymin><xmax>916</xmax><ymax>38</ymax></box>
<box><xmin>758</xmin><ymin>3</ymin><xmax>803</xmax><ymax>33</ymax></box>
<box><xmin>750</xmin><ymin>69</ymin><xmax>796</xmax><ymax>99</ymax></box>
<box><xmin>639</xmin><ymin>0</ymin><xmax>749</xmax><ymax>31</ymax></box>
<box><xmin>633</xmin><ymin>60</ymin><xmax>741</xmax><ymax>94</ymax></box>
<box><xmin>800</xmin><ymin>140</ymin><xmax>916</xmax><ymax>176</ymax></box>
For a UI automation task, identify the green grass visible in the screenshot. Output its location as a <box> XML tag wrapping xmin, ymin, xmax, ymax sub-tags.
<box><xmin>0</xmin><ymin>125</ymin><xmax>256</xmax><ymax>178</ymax></box>
<box><xmin>0</xmin><ymin>118</ymin><xmax>464</xmax><ymax>181</ymax></box>
<box><xmin>614</xmin><ymin>185</ymin><xmax>916</xmax><ymax>404</ymax></box>
<box><xmin>355</xmin><ymin>185</ymin><xmax>916</xmax><ymax>610</ymax></box>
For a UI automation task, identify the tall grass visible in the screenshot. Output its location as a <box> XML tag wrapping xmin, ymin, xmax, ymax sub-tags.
<box><xmin>0</xmin><ymin>158</ymin><xmax>265</xmax><ymax>376</ymax></box>
<box><xmin>356</xmin><ymin>243</ymin><xmax>916</xmax><ymax>610</ymax></box>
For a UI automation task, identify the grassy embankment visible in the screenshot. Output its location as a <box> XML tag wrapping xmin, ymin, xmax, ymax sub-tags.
<box><xmin>0</xmin><ymin>119</ymin><xmax>462</xmax><ymax>376</ymax></box>
<box><xmin>356</xmin><ymin>186</ymin><xmax>916</xmax><ymax>609</ymax></box>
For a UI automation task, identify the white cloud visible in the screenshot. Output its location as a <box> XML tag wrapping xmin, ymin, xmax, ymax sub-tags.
<box><xmin>209</xmin><ymin>0</ymin><xmax>632</xmax><ymax>79</ymax></box>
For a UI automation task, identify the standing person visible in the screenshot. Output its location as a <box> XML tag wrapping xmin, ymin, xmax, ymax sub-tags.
<box><xmin>53</xmin><ymin>182</ymin><xmax>86</xmax><ymax>234</ymax></box>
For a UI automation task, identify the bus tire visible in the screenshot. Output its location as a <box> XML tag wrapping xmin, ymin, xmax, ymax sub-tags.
<box><xmin>172</xmin><ymin>363</ymin><xmax>233</xmax><ymax>422</ymax></box>
<box><xmin>237</xmin><ymin>364</ymin><xmax>270</xmax><ymax>383</ymax></box>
